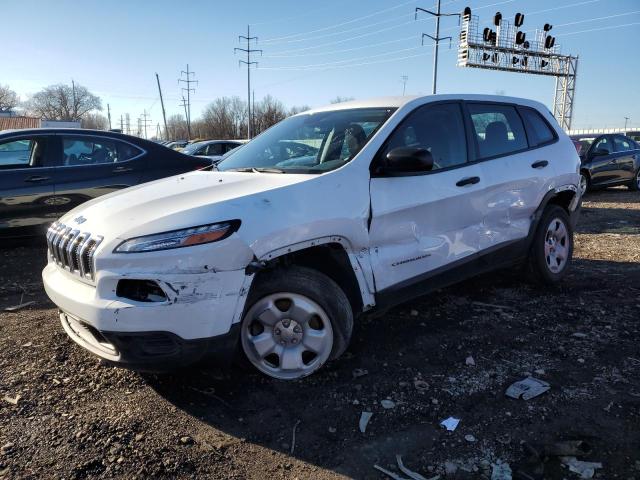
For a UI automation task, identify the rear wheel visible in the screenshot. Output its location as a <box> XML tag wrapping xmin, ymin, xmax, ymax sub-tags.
<box><xmin>239</xmin><ymin>266</ymin><xmax>353</xmax><ymax>380</ymax></box>
<box><xmin>528</xmin><ymin>205</ymin><xmax>573</xmax><ymax>285</ymax></box>
<box><xmin>629</xmin><ymin>168</ymin><xmax>640</xmax><ymax>191</ymax></box>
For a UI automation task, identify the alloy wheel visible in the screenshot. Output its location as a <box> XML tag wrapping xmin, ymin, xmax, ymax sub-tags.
<box><xmin>544</xmin><ymin>217</ymin><xmax>569</xmax><ymax>273</ymax></box>
<box><xmin>241</xmin><ymin>292</ymin><xmax>334</xmax><ymax>380</ymax></box>
<box><xmin>579</xmin><ymin>174</ymin><xmax>588</xmax><ymax>196</ymax></box>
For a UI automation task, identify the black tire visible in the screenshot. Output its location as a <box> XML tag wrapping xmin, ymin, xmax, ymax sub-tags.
<box><xmin>238</xmin><ymin>265</ymin><xmax>353</xmax><ymax>378</ymax></box>
<box><xmin>629</xmin><ymin>168</ymin><xmax>640</xmax><ymax>191</ymax></box>
<box><xmin>528</xmin><ymin>205</ymin><xmax>574</xmax><ymax>285</ymax></box>
<box><xmin>580</xmin><ymin>171</ymin><xmax>590</xmax><ymax>195</ymax></box>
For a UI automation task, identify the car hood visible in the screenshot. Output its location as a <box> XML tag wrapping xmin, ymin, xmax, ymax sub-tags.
<box><xmin>59</xmin><ymin>170</ymin><xmax>313</xmax><ymax>240</ymax></box>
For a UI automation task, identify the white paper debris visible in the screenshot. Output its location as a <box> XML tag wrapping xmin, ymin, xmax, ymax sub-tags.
<box><xmin>439</xmin><ymin>417</ymin><xmax>460</xmax><ymax>431</ymax></box>
<box><xmin>561</xmin><ymin>456</ymin><xmax>603</xmax><ymax>479</ymax></box>
<box><xmin>465</xmin><ymin>356</ymin><xmax>476</xmax><ymax>366</ymax></box>
<box><xmin>359</xmin><ymin>411</ymin><xmax>373</xmax><ymax>433</ymax></box>
<box><xmin>491</xmin><ymin>461</ymin><xmax>512</xmax><ymax>480</ymax></box>
<box><xmin>505</xmin><ymin>377</ymin><xmax>550</xmax><ymax>400</ymax></box>
<box><xmin>381</xmin><ymin>399</ymin><xmax>396</xmax><ymax>409</ymax></box>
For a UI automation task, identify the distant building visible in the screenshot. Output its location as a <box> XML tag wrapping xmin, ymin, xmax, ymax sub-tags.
<box><xmin>0</xmin><ymin>115</ymin><xmax>81</xmax><ymax>131</ymax></box>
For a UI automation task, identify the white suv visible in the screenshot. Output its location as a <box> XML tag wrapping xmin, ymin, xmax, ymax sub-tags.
<box><xmin>43</xmin><ymin>95</ymin><xmax>581</xmax><ymax>380</ymax></box>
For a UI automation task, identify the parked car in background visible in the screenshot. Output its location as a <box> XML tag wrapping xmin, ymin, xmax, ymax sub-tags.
<box><xmin>571</xmin><ymin>134</ymin><xmax>640</xmax><ymax>194</ymax></box>
<box><xmin>165</xmin><ymin>140</ymin><xmax>188</xmax><ymax>150</ymax></box>
<box><xmin>181</xmin><ymin>140</ymin><xmax>244</xmax><ymax>163</ymax></box>
<box><xmin>43</xmin><ymin>95</ymin><xmax>581</xmax><ymax>380</ymax></box>
<box><xmin>0</xmin><ymin>129</ymin><xmax>211</xmax><ymax>238</ymax></box>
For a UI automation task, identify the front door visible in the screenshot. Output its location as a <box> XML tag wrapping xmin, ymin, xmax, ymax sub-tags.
<box><xmin>611</xmin><ymin>135</ymin><xmax>638</xmax><ymax>182</ymax></box>
<box><xmin>368</xmin><ymin>102</ymin><xmax>484</xmax><ymax>292</ymax></box>
<box><xmin>587</xmin><ymin>135</ymin><xmax>617</xmax><ymax>186</ymax></box>
<box><xmin>0</xmin><ymin>134</ymin><xmax>58</xmax><ymax>237</ymax></box>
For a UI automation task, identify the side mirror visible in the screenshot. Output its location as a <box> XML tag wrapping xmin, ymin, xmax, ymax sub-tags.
<box><xmin>382</xmin><ymin>147</ymin><xmax>434</xmax><ymax>174</ymax></box>
<box><xmin>590</xmin><ymin>148</ymin><xmax>609</xmax><ymax>158</ymax></box>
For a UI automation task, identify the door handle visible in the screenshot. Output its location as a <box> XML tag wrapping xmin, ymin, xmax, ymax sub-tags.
<box><xmin>24</xmin><ymin>175</ymin><xmax>50</xmax><ymax>182</ymax></box>
<box><xmin>531</xmin><ymin>160</ymin><xmax>549</xmax><ymax>169</ymax></box>
<box><xmin>113</xmin><ymin>166</ymin><xmax>133</xmax><ymax>173</ymax></box>
<box><xmin>456</xmin><ymin>176</ymin><xmax>480</xmax><ymax>187</ymax></box>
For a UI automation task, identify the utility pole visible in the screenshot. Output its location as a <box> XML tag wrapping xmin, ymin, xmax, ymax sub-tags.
<box><xmin>624</xmin><ymin>117</ymin><xmax>629</xmax><ymax>131</ymax></box>
<box><xmin>140</xmin><ymin>110</ymin><xmax>151</xmax><ymax>139</ymax></box>
<box><xmin>71</xmin><ymin>79</ymin><xmax>77</xmax><ymax>120</ymax></box>
<box><xmin>107</xmin><ymin>103</ymin><xmax>112</xmax><ymax>130</ymax></box>
<box><xmin>235</xmin><ymin>25</ymin><xmax>262</xmax><ymax>139</ymax></box>
<box><xmin>252</xmin><ymin>89</ymin><xmax>255</xmax><ymax>137</ymax></box>
<box><xmin>156</xmin><ymin>123</ymin><xmax>161</xmax><ymax>140</ymax></box>
<box><xmin>155</xmin><ymin>73</ymin><xmax>169</xmax><ymax>141</ymax></box>
<box><xmin>401</xmin><ymin>75</ymin><xmax>409</xmax><ymax>96</ymax></box>
<box><xmin>180</xmin><ymin>96</ymin><xmax>190</xmax><ymax>139</ymax></box>
<box><xmin>416</xmin><ymin>2</ymin><xmax>459</xmax><ymax>94</ymax></box>
<box><xmin>178</xmin><ymin>64</ymin><xmax>197</xmax><ymax>140</ymax></box>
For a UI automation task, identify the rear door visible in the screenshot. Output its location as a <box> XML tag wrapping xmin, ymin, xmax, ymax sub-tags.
<box><xmin>52</xmin><ymin>134</ymin><xmax>146</xmax><ymax>214</ymax></box>
<box><xmin>0</xmin><ymin>133</ymin><xmax>58</xmax><ymax>236</ymax></box>
<box><xmin>368</xmin><ymin>102</ymin><xmax>485</xmax><ymax>291</ymax></box>
<box><xmin>611</xmin><ymin>135</ymin><xmax>638</xmax><ymax>182</ymax></box>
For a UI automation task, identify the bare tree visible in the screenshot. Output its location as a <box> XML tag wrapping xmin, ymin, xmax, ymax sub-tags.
<box><xmin>26</xmin><ymin>83</ymin><xmax>102</xmax><ymax>121</ymax></box>
<box><xmin>0</xmin><ymin>85</ymin><xmax>19</xmax><ymax>112</ymax></box>
<box><xmin>329</xmin><ymin>96</ymin><xmax>354</xmax><ymax>104</ymax></box>
<box><xmin>288</xmin><ymin>105</ymin><xmax>311</xmax><ymax>116</ymax></box>
<box><xmin>167</xmin><ymin>114</ymin><xmax>188</xmax><ymax>140</ymax></box>
<box><xmin>254</xmin><ymin>95</ymin><xmax>287</xmax><ymax>135</ymax></box>
<box><xmin>80</xmin><ymin>113</ymin><xmax>109</xmax><ymax>130</ymax></box>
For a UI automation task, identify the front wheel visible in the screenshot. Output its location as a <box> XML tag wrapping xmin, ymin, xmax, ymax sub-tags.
<box><xmin>629</xmin><ymin>168</ymin><xmax>640</xmax><ymax>191</ymax></box>
<box><xmin>239</xmin><ymin>266</ymin><xmax>353</xmax><ymax>380</ymax></box>
<box><xmin>528</xmin><ymin>205</ymin><xmax>574</xmax><ymax>285</ymax></box>
<box><xmin>579</xmin><ymin>172</ymin><xmax>590</xmax><ymax>196</ymax></box>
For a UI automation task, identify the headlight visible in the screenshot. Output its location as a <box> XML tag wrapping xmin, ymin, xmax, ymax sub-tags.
<box><xmin>113</xmin><ymin>221</ymin><xmax>240</xmax><ymax>253</ymax></box>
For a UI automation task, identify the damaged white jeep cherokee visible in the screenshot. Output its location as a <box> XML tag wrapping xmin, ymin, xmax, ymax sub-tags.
<box><xmin>43</xmin><ymin>94</ymin><xmax>581</xmax><ymax>380</ymax></box>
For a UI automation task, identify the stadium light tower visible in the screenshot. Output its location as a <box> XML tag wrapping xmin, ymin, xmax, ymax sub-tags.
<box><xmin>457</xmin><ymin>7</ymin><xmax>579</xmax><ymax>130</ymax></box>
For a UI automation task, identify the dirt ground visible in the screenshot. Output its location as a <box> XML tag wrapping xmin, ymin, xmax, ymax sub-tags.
<box><xmin>0</xmin><ymin>188</ymin><xmax>639</xmax><ymax>480</ymax></box>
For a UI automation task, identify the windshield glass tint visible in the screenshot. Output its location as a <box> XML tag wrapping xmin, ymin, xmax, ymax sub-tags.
<box><xmin>217</xmin><ymin>107</ymin><xmax>394</xmax><ymax>173</ymax></box>
<box><xmin>182</xmin><ymin>142</ymin><xmax>204</xmax><ymax>155</ymax></box>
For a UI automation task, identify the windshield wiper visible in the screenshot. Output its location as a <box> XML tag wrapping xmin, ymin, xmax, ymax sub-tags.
<box><xmin>225</xmin><ymin>167</ymin><xmax>286</xmax><ymax>173</ymax></box>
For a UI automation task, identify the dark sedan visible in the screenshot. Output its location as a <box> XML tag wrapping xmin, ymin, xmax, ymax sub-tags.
<box><xmin>0</xmin><ymin>128</ymin><xmax>211</xmax><ymax>238</ymax></box>
<box><xmin>572</xmin><ymin>133</ymin><xmax>640</xmax><ymax>195</ymax></box>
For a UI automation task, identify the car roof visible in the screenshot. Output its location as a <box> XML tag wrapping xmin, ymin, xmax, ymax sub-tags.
<box><xmin>304</xmin><ymin>94</ymin><xmax>550</xmax><ymax>115</ymax></box>
<box><xmin>0</xmin><ymin>127</ymin><xmax>152</xmax><ymax>142</ymax></box>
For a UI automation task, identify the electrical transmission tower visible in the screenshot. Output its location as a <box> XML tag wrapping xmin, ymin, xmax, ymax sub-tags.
<box><xmin>140</xmin><ymin>110</ymin><xmax>151</xmax><ymax>139</ymax></box>
<box><xmin>235</xmin><ymin>25</ymin><xmax>262</xmax><ymax>139</ymax></box>
<box><xmin>178</xmin><ymin>64</ymin><xmax>197</xmax><ymax>140</ymax></box>
<box><xmin>125</xmin><ymin>113</ymin><xmax>131</xmax><ymax>135</ymax></box>
<box><xmin>416</xmin><ymin>1</ymin><xmax>460</xmax><ymax>94</ymax></box>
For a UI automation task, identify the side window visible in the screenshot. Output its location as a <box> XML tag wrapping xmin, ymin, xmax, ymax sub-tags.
<box><xmin>467</xmin><ymin>103</ymin><xmax>528</xmax><ymax>158</ymax></box>
<box><xmin>62</xmin><ymin>137</ymin><xmax>119</xmax><ymax>165</ymax></box>
<box><xmin>117</xmin><ymin>141</ymin><xmax>143</xmax><ymax>161</ymax></box>
<box><xmin>381</xmin><ymin>103</ymin><xmax>468</xmax><ymax>171</ymax></box>
<box><xmin>0</xmin><ymin>137</ymin><xmax>48</xmax><ymax>168</ymax></box>
<box><xmin>520</xmin><ymin>108</ymin><xmax>556</xmax><ymax>146</ymax></box>
<box><xmin>592</xmin><ymin>136</ymin><xmax>613</xmax><ymax>154</ymax></box>
<box><xmin>207</xmin><ymin>143</ymin><xmax>225</xmax><ymax>156</ymax></box>
<box><xmin>225</xmin><ymin>143</ymin><xmax>240</xmax><ymax>153</ymax></box>
<box><xmin>613</xmin><ymin>135</ymin><xmax>633</xmax><ymax>152</ymax></box>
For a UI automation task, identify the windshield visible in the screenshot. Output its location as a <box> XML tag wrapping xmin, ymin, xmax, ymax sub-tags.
<box><xmin>217</xmin><ymin>107</ymin><xmax>395</xmax><ymax>173</ymax></box>
<box><xmin>182</xmin><ymin>142</ymin><xmax>205</xmax><ymax>155</ymax></box>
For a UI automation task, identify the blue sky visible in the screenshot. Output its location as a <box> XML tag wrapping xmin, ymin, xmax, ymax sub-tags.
<box><xmin>2</xmin><ymin>0</ymin><xmax>639</xmax><ymax>131</ymax></box>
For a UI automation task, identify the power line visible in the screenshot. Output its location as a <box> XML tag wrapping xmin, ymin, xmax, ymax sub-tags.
<box><xmin>235</xmin><ymin>25</ymin><xmax>262</xmax><ymax>139</ymax></box>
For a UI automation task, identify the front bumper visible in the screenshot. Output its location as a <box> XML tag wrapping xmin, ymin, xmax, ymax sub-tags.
<box><xmin>43</xmin><ymin>262</ymin><xmax>249</xmax><ymax>369</ymax></box>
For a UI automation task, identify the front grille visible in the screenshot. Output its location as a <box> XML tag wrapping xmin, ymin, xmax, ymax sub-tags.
<box><xmin>47</xmin><ymin>222</ymin><xmax>103</xmax><ymax>281</ymax></box>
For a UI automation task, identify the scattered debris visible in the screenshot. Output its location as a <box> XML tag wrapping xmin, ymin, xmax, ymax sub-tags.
<box><xmin>491</xmin><ymin>461</ymin><xmax>512</xmax><ymax>480</ymax></box>
<box><xmin>396</xmin><ymin>454</ymin><xmax>431</xmax><ymax>480</ymax></box>
<box><xmin>328</xmin><ymin>426</ymin><xmax>336</xmax><ymax>433</ymax></box>
<box><xmin>359</xmin><ymin>411</ymin><xmax>373</xmax><ymax>433</ymax></box>
<box><xmin>464</xmin><ymin>434</ymin><xmax>476</xmax><ymax>443</ymax></box>
<box><xmin>352</xmin><ymin>368</ymin><xmax>368</xmax><ymax>378</ymax></box>
<box><xmin>4</xmin><ymin>301</ymin><xmax>35</xmax><ymax>312</ymax></box>
<box><xmin>505</xmin><ymin>377</ymin><xmax>550</xmax><ymax>400</ymax></box>
<box><xmin>2</xmin><ymin>394</ymin><xmax>20</xmax><ymax>406</ymax></box>
<box><xmin>410</xmin><ymin>309</ymin><xmax>419</xmax><ymax>316</ymax></box>
<box><xmin>472</xmin><ymin>301</ymin><xmax>515</xmax><ymax>311</ymax></box>
<box><xmin>561</xmin><ymin>456</ymin><xmax>602</xmax><ymax>479</ymax></box>
<box><xmin>439</xmin><ymin>417</ymin><xmax>460</xmax><ymax>431</ymax></box>
<box><xmin>374</xmin><ymin>464</ymin><xmax>406</xmax><ymax>480</ymax></box>
<box><xmin>290</xmin><ymin>420</ymin><xmax>301</xmax><ymax>454</ymax></box>
<box><xmin>465</xmin><ymin>356</ymin><xmax>476</xmax><ymax>366</ymax></box>
<box><xmin>21</xmin><ymin>342</ymin><xmax>32</xmax><ymax>348</ymax></box>
<box><xmin>381</xmin><ymin>399</ymin><xmax>396</xmax><ymax>409</ymax></box>
<box><xmin>572</xmin><ymin>332</ymin><xmax>588</xmax><ymax>338</ymax></box>
<box><xmin>413</xmin><ymin>380</ymin><xmax>429</xmax><ymax>391</ymax></box>
<box><xmin>534</xmin><ymin>368</ymin><xmax>546</xmax><ymax>376</ymax></box>
<box><xmin>1</xmin><ymin>442</ymin><xmax>14</xmax><ymax>455</ymax></box>
<box><xmin>179</xmin><ymin>436</ymin><xmax>193</xmax><ymax>445</ymax></box>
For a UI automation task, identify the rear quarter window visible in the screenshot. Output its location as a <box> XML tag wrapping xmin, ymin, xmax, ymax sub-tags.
<box><xmin>520</xmin><ymin>108</ymin><xmax>556</xmax><ymax>146</ymax></box>
<box><xmin>467</xmin><ymin>103</ymin><xmax>528</xmax><ymax>158</ymax></box>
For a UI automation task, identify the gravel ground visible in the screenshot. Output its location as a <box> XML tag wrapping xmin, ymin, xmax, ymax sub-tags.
<box><xmin>0</xmin><ymin>188</ymin><xmax>639</xmax><ymax>479</ymax></box>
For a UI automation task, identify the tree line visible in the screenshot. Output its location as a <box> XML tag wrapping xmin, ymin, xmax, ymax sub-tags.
<box><xmin>1</xmin><ymin>82</ymin><xmax>351</xmax><ymax>141</ymax></box>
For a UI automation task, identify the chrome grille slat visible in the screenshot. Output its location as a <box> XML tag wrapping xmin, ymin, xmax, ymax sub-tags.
<box><xmin>46</xmin><ymin>222</ymin><xmax>102</xmax><ymax>281</ymax></box>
